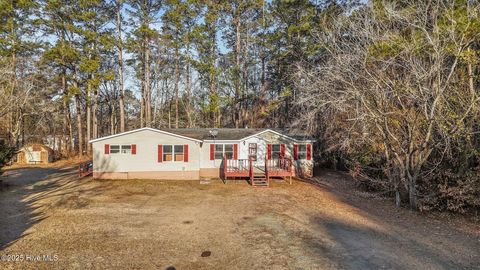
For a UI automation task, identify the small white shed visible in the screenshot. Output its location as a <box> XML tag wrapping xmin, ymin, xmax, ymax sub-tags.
<box><xmin>17</xmin><ymin>143</ymin><xmax>54</xmax><ymax>164</ymax></box>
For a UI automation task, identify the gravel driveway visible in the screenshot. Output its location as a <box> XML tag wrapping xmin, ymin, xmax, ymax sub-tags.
<box><xmin>1</xmin><ymin>167</ymin><xmax>479</xmax><ymax>269</ymax></box>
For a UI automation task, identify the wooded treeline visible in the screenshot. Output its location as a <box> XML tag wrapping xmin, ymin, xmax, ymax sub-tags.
<box><xmin>0</xmin><ymin>0</ymin><xmax>330</xmax><ymax>153</ymax></box>
<box><xmin>1</xmin><ymin>0</ymin><xmax>479</xmax><ymax>213</ymax></box>
<box><xmin>295</xmin><ymin>0</ymin><xmax>480</xmax><ymax>212</ymax></box>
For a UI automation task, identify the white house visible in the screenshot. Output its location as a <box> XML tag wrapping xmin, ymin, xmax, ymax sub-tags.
<box><xmin>89</xmin><ymin>128</ymin><xmax>314</xmax><ymax>185</ymax></box>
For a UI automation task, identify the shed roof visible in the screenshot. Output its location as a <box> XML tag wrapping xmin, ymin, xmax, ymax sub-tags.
<box><xmin>19</xmin><ymin>143</ymin><xmax>54</xmax><ymax>153</ymax></box>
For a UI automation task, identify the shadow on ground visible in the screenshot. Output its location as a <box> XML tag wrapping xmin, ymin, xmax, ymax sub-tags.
<box><xmin>0</xmin><ymin>167</ymin><xmax>110</xmax><ymax>250</ymax></box>
<box><xmin>301</xmin><ymin>170</ymin><xmax>480</xmax><ymax>270</ymax></box>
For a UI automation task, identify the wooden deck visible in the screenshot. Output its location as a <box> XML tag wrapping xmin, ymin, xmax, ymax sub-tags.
<box><xmin>223</xmin><ymin>157</ymin><xmax>293</xmax><ymax>187</ymax></box>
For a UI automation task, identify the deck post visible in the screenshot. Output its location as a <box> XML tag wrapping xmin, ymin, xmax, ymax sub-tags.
<box><xmin>289</xmin><ymin>158</ymin><xmax>293</xmax><ymax>184</ymax></box>
<box><xmin>224</xmin><ymin>156</ymin><xmax>227</xmax><ymax>183</ymax></box>
<box><xmin>249</xmin><ymin>157</ymin><xmax>253</xmax><ymax>185</ymax></box>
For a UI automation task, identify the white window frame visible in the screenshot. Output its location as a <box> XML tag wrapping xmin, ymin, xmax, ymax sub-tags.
<box><xmin>214</xmin><ymin>144</ymin><xmax>234</xmax><ymax>160</ymax></box>
<box><xmin>271</xmin><ymin>144</ymin><xmax>281</xmax><ymax>159</ymax></box>
<box><xmin>121</xmin><ymin>145</ymin><xmax>132</xmax><ymax>154</ymax></box>
<box><xmin>162</xmin><ymin>145</ymin><xmax>184</xmax><ymax>162</ymax></box>
<box><xmin>110</xmin><ymin>145</ymin><xmax>120</xmax><ymax>154</ymax></box>
<box><xmin>298</xmin><ymin>144</ymin><xmax>307</xmax><ymax>160</ymax></box>
<box><xmin>109</xmin><ymin>144</ymin><xmax>131</xmax><ymax>154</ymax></box>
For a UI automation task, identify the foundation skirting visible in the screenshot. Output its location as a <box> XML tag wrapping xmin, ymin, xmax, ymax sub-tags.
<box><xmin>93</xmin><ymin>170</ymin><xmax>200</xmax><ymax>180</ymax></box>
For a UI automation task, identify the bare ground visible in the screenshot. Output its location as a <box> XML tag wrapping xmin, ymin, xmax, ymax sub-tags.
<box><xmin>0</xmin><ymin>166</ymin><xmax>479</xmax><ymax>270</ymax></box>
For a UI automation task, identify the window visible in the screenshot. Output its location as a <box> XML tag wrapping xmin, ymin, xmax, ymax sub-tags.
<box><xmin>109</xmin><ymin>145</ymin><xmax>132</xmax><ymax>154</ymax></box>
<box><xmin>163</xmin><ymin>145</ymin><xmax>172</xmax><ymax>161</ymax></box>
<box><xmin>214</xmin><ymin>144</ymin><xmax>234</xmax><ymax>159</ymax></box>
<box><xmin>298</xmin><ymin>144</ymin><xmax>307</xmax><ymax>160</ymax></box>
<box><xmin>121</xmin><ymin>145</ymin><xmax>131</xmax><ymax>154</ymax></box>
<box><xmin>214</xmin><ymin>144</ymin><xmax>223</xmax><ymax>159</ymax></box>
<box><xmin>271</xmin><ymin>144</ymin><xmax>281</xmax><ymax>159</ymax></box>
<box><xmin>174</xmin><ymin>145</ymin><xmax>184</xmax><ymax>161</ymax></box>
<box><xmin>163</xmin><ymin>145</ymin><xmax>184</xmax><ymax>162</ymax></box>
<box><xmin>224</xmin><ymin>144</ymin><xmax>234</xmax><ymax>159</ymax></box>
<box><xmin>110</xmin><ymin>145</ymin><xmax>120</xmax><ymax>154</ymax></box>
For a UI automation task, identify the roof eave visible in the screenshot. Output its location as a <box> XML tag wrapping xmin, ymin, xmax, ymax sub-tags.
<box><xmin>88</xmin><ymin>127</ymin><xmax>203</xmax><ymax>144</ymax></box>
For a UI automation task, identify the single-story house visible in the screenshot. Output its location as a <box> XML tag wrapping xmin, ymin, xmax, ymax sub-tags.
<box><xmin>89</xmin><ymin>128</ymin><xmax>314</xmax><ymax>184</ymax></box>
<box><xmin>17</xmin><ymin>143</ymin><xmax>55</xmax><ymax>164</ymax></box>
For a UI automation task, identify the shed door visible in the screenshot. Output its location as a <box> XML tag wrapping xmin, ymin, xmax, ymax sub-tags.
<box><xmin>31</xmin><ymin>152</ymin><xmax>41</xmax><ymax>163</ymax></box>
<box><xmin>41</xmin><ymin>151</ymin><xmax>48</xmax><ymax>163</ymax></box>
<box><xmin>18</xmin><ymin>152</ymin><xmax>25</xmax><ymax>164</ymax></box>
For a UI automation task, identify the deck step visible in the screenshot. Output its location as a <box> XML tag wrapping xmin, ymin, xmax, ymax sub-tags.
<box><xmin>252</xmin><ymin>178</ymin><xmax>269</xmax><ymax>187</ymax></box>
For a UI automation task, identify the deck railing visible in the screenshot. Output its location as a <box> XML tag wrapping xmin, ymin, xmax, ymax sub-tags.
<box><xmin>223</xmin><ymin>157</ymin><xmax>251</xmax><ymax>180</ymax></box>
<box><xmin>223</xmin><ymin>156</ymin><xmax>292</xmax><ymax>183</ymax></box>
<box><xmin>224</xmin><ymin>157</ymin><xmax>250</xmax><ymax>173</ymax></box>
<box><xmin>266</xmin><ymin>157</ymin><xmax>293</xmax><ymax>177</ymax></box>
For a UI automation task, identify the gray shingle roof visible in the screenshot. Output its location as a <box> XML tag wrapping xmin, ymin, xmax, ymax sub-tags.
<box><xmin>163</xmin><ymin>128</ymin><xmax>266</xmax><ymax>140</ymax></box>
<box><xmin>163</xmin><ymin>128</ymin><xmax>314</xmax><ymax>141</ymax></box>
<box><xmin>89</xmin><ymin>127</ymin><xmax>314</xmax><ymax>144</ymax></box>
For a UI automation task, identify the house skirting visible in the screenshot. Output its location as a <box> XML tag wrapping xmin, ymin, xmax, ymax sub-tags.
<box><xmin>93</xmin><ymin>167</ymin><xmax>312</xmax><ymax>180</ymax></box>
<box><xmin>93</xmin><ymin>171</ymin><xmax>200</xmax><ymax>180</ymax></box>
<box><xmin>199</xmin><ymin>168</ymin><xmax>220</xmax><ymax>178</ymax></box>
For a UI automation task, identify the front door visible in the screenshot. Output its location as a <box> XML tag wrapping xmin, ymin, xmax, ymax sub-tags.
<box><xmin>248</xmin><ymin>143</ymin><xmax>257</xmax><ymax>162</ymax></box>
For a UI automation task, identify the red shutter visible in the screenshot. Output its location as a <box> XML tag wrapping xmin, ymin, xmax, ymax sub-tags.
<box><xmin>293</xmin><ymin>144</ymin><xmax>298</xmax><ymax>160</ymax></box>
<box><xmin>210</xmin><ymin>144</ymin><xmax>214</xmax><ymax>160</ymax></box>
<box><xmin>267</xmin><ymin>144</ymin><xmax>272</xmax><ymax>160</ymax></box>
<box><xmin>307</xmin><ymin>144</ymin><xmax>312</xmax><ymax>160</ymax></box>
<box><xmin>234</xmin><ymin>144</ymin><xmax>238</xmax><ymax>160</ymax></box>
<box><xmin>104</xmin><ymin>144</ymin><xmax>110</xmax><ymax>154</ymax></box>
<box><xmin>158</xmin><ymin>145</ymin><xmax>162</xmax><ymax>162</ymax></box>
<box><xmin>184</xmin><ymin>144</ymin><xmax>188</xmax><ymax>162</ymax></box>
<box><xmin>131</xmin><ymin>144</ymin><xmax>136</xmax><ymax>155</ymax></box>
<box><xmin>281</xmin><ymin>144</ymin><xmax>286</xmax><ymax>158</ymax></box>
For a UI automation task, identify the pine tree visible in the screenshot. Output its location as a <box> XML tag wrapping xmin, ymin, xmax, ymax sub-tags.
<box><xmin>0</xmin><ymin>0</ymin><xmax>37</xmax><ymax>146</ymax></box>
<box><xmin>127</xmin><ymin>0</ymin><xmax>162</xmax><ymax>128</ymax></box>
<box><xmin>192</xmin><ymin>0</ymin><xmax>222</xmax><ymax>127</ymax></box>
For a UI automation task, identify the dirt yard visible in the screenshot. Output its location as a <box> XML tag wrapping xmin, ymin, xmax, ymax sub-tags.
<box><xmin>0</xmin><ymin>166</ymin><xmax>479</xmax><ymax>270</ymax></box>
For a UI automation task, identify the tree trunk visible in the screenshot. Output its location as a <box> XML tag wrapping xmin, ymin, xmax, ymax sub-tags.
<box><xmin>168</xmin><ymin>98</ymin><xmax>172</xmax><ymax>129</ymax></box>
<box><xmin>10</xmin><ymin>18</ymin><xmax>17</xmax><ymax>146</ymax></box>
<box><xmin>86</xmin><ymin>85</ymin><xmax>91</xmax><ymax>153</ymax></box>
<box><xmin>395</xmin><ymin>188</ymin><xmax>401</xmax><ymax>208</ymax></box>
<box><xmin>92</xmin><ymin>87</ymin><xmax>98</xmax><ymax>139</ymax></box>
<box><xmin>110</xmin><ymin>102</ymin><xmax>116</xmax><ymax>135</ymax></box>
<box><xmin>117</xmin><ymin>1</ymin><xmax>126</xmax><ymax>133</ymax></box>
<box><xmin>74</xmin><ymin>80</ymin><xmax>84</xmax><ymax>157</ymax></box>
<box><xmin>141</xmin><ymin>77</ymin><xmax>145</xmax><ymax>127</ymax></box>
<box><xmin>174</xmin><ymin>47</ymin><xmax>180</xmax><ymax>129</ymax></box>
<box><xmin>145</xmin><ymin>36</ymin><xmax>151</xmax><ymax>127</ymax></box>
<box><xmin>408</xmin><ymin>176</ymin><xmax>418</xmax><ymax>210</ymax></box>
<box><xmin>185</xmin><ymin>44</ymin><xmax>193</xmax><ymax>128</ymax></box>
<box><xmin>62</xmin><ymin>71</ymin><xmax>72</xmax><ymax>155</ymax></box>
<box><xmin>234</xmin><ymin>11</ymin><xmax>241</xmax><ymax>128</ymax></box>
